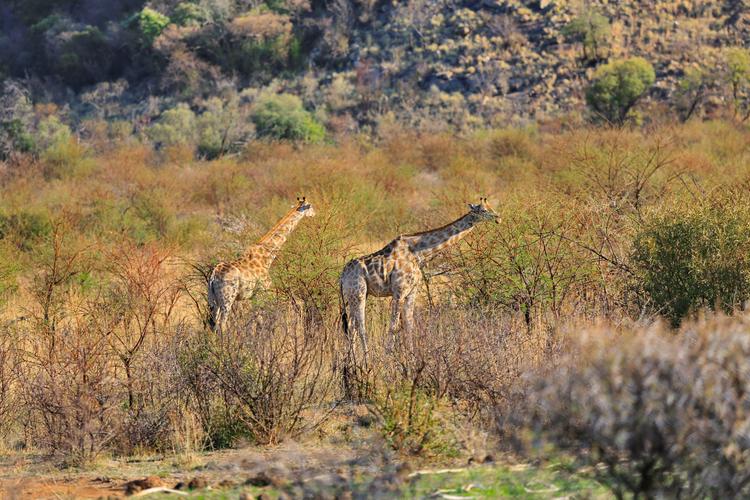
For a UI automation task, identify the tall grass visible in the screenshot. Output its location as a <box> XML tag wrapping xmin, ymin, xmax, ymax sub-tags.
<box><xmin>1</xmin><ymin>120</ymin><xmax>750</xmax><ymax>486</ymax></box>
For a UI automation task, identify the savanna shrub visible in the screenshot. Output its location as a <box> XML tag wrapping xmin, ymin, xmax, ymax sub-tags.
<box><xmin>195</xmin><ymin>97</ymin><xmax>251</xmax><ymax>158</ymax></box>
<box><xmin>370</xmin><ymin>382</ymin><xmax>461</xmax><ymax>459</ymax></box>
<box><xmin>0</xmin><ymin>210</ymin><xmax>52</xmax><ymax>251</ymax></box>
<box><xmin>0</xmin><ymin>80</ymin><xmax>35</xmax><ymax>160</ymax></box>
<box><xmin>632</xmin><ymin>198</ymin><xmax>750</xmax><ymax>326</ymax></box>
<box><xmin>199</xmin><ymin>306</ymin><xmax>336</xmax><ymax>445</ymax></box>
<box><xmin>562</xmin><ymin>10</ymin><xmax>610</xmax><ymax>62</ymax></box>
<box><xmin>25</xmin><ymin>318</ymin><xmax>121</xmax><ymax>465</ymax></box>
<box><xmin>131</xmin><ymin>7</ymin><xmax>171</xmax><ymax>45</ymax></box>
<box><xmin>724</xmin><ymin>47</ymin><xmax>750</xmax><ymax>119</ymax></box>
<box><xmin>172</xmin><ymin>2</ymin><xmax>212</xmax><ymax>27</ymax></box>
<box><xmin>36</xmin><ymin>116</ymin><xmax>89</xmax><ymax>177</ymax></box>
<box><xmin>522</xmin><ymin>317</ymin><xmax>750</xmax><ymax>498</ymax></box>
<box><xmin>586</xmin><ymin>57</ymin><xmax>655</xmax><ymax>124</ymax></box>
<box><xmin>226</xmin><ymin>9</ymin><xmax>300</xmax><ymax>76</ymax></box>
<box><xmin>251</xmin><ymin>93</ymin><xmax>325</xmax><ymax>143</ymax></box>
<box><xmin>55</xmin><ymin>26</ymin><xmax>113</xmax><ymax>88</ymax></box>
<box><xmin>146</xmin><ymin>104</ymin><xmax>197</xmax><ymax>149</ymax></box>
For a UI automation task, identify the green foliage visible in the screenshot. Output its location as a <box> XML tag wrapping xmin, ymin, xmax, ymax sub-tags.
<box><xmin>195</xmin><ymin>97</ymin><xmax>248</xmax><ymax>159</ymax></box>
<box><xmin>676</xmin><ymin>64</ymin><xmax>713</xmax><ymax>121</ymax></box>
<box><xmin>562</xmin><ymin>11</ymin><xmax>611</xmax><ymax>62</ymax></box>
<box><xmin>146</xmin><ymin>104</ymin><xmax>197</xmax><ymax>148</ymax></box>
<box><xmin>56</xmin><ymin>26</ymin><xmax>112</xmax><ymax>88</ymax></box>
<box><xmin>0</xmin><ymin>210</ymin><xmax>52</xmax><ymax>252</ymax></box>
<box><xmin>36</xmin><ymin>115</ymin><xmax>91</xmax><ymax>177</ymax></box>
<box><xmin>172</xmin><ymin>2</ymin><xmax>212</xmax><ymax>27</ymax></box>
<box><xmin>372</xmin><ymin>384</ymin><xmax>461</xmax><ymax>458</ymax></box>
<box><xmin>585</xmin><ymin>57</ymin><xmax>656</xmax><ymax>124</ymax></box>
<box><xmin>632</xmin><ymin>199</ymin><xmax>750</xmax><ymax>326</ymax></box>
<box><xmin>724</xmin><ymin>47</ymin><xmax>750</xmax><ymax>120</ymax></box>
<box><xmin>0</xmin><ymin>256</ymin><xmax>19</xmax><ymax>306</ymax></box>
<box><xmin>0</xmin><ymin>81</ymin><xmax>35</xmax><ymax>160</ymax></box>
<box><xmin>726</xmin><ymin>47</ymin><xmax>750</xmax><ymax>91</ymax></box>
<box><xmin>132</xmin><ymin>7</ymin><xmax>171</xmax><ymax>45</ymax></box>
<box><xmin>0</xmin><ymin>120</ymin><xmax>36</xmax><ymax>159</ymax></box>
<box><xmin>36</xmin><ymin>115</ymin><xmax>72</xmax><ymax>153</ymax></box>
<box><xmin>218</xmin><ymin>9</ymin><xmax>302</xmax><ymax>78</ymax></box>
<box><xmin>251</xmin><ymin>93</ymin><xmax>325</xmax><ymax>143</ymax></box>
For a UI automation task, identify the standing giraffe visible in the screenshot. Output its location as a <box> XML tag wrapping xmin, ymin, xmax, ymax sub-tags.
<box><xmin>208</xmin><ymin>197</ymin><xmax>316</xmax><ymax>332</ymax></box>
<box><xmin>339</xmin><ymin>198</ymin><xmax>499</xmax><ymax>355</ymax></box>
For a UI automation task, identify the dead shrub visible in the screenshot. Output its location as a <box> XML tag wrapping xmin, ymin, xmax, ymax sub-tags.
<box><xmin>200</xmin><ymin>305</ymin><xmax>337</xmax><ymax>445</ymax></box>
<box><xmin>23</xmin><ymin>315</ymin><xmax>120</xmax><ymax>465</ymax></box>
<box><xmin>516</xmin><ymin>315</ymin><xmax>750</xmax><ymax>498</ymax></box>
<box><xmin>102</xmin><ymin>241</ymin><xmax>182</xmax><ymax>452</ymax></box>
<box><xmin>0</xmin><ymin>325</ymin><xmax>21</xmax><ymax>440</ymax></box>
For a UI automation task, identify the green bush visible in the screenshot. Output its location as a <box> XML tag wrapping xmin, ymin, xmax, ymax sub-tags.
<box><xmin>725</xmin><ymin>47</ymin><xmax>750</xmax><ymax>120</ymax></box>
<box><xmin>172</xmin><ymin>2</ymin><xmax>212</xmax><ymax>27</ymax></box>
<box><xmin>0</xmin><ymin>210</ymin><xmax>52</xmax><ymax>252</ymax></box>
<box><xmin>251</xmin><ymin>93</ymin><xmax>325</xmax><ymax>143</ymax></box>
<box><xmin>55</xmin><ymin>26</ymin><xmax>112</xmax><ymax>88</ymax></box>
<box><xmin>146</xmin><ymin>104</ymin><xmax>197</xmax><ymax>148</ymax></box>
<box><xmin>676</xmin><ymin>64</ymin><xmax>713</xmax><ymax>121</ymax></box>
<box><xmin>36</xmin><ymin>115</ymin><xmax>90</xmax><ymax>177</ymax></box>
<box><xmin>0</xmin><ymin>119</ymin><xmax>35</xmax><ymax>159</ymax></box>
<box><xmin>0</xmin><ymin>81</ymin><xmax>35</xmax><ymax>160</ymax></box>
<box><xmin>585</xmin><ymin>57</ymin><xmax>655</xmax><ymax>124</ymax></box>
<box><xmin>131</xmin><ymin>7</ymin><xmax>171</xmax><ymax>45</ymax></box>
<box><xmin>195</xmin><ymin>97</ymin><xmax>249</xmax><ymax>159</ymax></box>
<box><xmin>562</xmin><ymin>11</ymin><xmax>611</xmax><ymax>62</ymax></box>
<box><xmin>632</xmin><ymin>199</ymin><xmax>750</xmax><ymax>326</ymax></box>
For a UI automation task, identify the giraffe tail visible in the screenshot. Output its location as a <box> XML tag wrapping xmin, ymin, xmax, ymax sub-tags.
<box><xmin>339</xmin><ymin>280</ymin><xmax>349</xmax><ymax>338</ymax></box>
<box><xmin>207</xmin><ymin>273</ymin><xmax>218</xmax><ymax>331</ymax></box>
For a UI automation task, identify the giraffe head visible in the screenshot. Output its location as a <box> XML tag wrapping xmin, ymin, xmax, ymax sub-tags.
<box><xmin>468</xmin><ymin>197</ymin><xmax>499</xmax><ymax>224</ymax></box>
<box><xmin>296</xmin><ymin>197</ymin><xmax>316</xmax><ymax>217</ymax></box>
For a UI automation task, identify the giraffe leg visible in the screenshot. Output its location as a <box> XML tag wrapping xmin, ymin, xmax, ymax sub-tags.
<box><xmin>341</xmin><ymin>262</ymin><xmax>369</xmax><ymax>361</ymax></box>
<box><xmin>352</xmin><ymin>294</ymin><xmax>368</xmax><ymax>358</ymax></box>
<box><xmin>402</xmin><ymin>289</ymin><xmax>417</xmax><ymax>333</ymax></box>
<box><xmin>209</xmin><ymin>277</ymin><xmax>237</xmax><ymax>335</ymax></box>
<box><xmin>387</xmin><ymin>293</ymin><xmax>404</xmax><ymax>352</ymax></box>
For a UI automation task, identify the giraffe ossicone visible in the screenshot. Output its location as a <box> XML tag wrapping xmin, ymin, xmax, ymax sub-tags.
<box><xmin>208</xmin><ymin>197</ymin><xmax>316</xmax><ymax>332</ymax></box>
<box><xmin>339</xmin><ymin>198</ymin><xmax>499</xmax><ymax>357</ymax></box>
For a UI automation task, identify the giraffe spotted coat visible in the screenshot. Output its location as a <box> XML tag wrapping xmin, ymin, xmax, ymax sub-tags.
<box><xmin>340</xmin><ymin>199</ymin><xmax>499</xmax><ymax>356</ymax></box>
<box><xmin>208</xmin><ymin>198</ymin><xmax>315</xmax><ymax>332</ymax></box>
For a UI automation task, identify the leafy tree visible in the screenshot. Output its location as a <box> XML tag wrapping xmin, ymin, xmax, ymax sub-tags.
<box><xmin>0</xmin><ymin>81</ymin><xmax>35</xmax><ymax>160</ymax></box>
<box><xmin>131</xmin><ymin>7</ymin><xmax>171</xmax><ymax>45</ymax></box>
<box><xmin>56</xmin><ymin>26</ymin><xmax>113</xmax><ymax>88</ymax></box>
<box><xmin>562</xmin><ymin>10</ymin><xmax>611</xmax><ymax>63</ymax></box>
<box><xmin>196</xmin><ymin>97</ymin><xmax>250</xmax><ymax>158</ymax></box>
<box><xmin>632</xmin><ymin>198</ymin><xmax>750</xmax><ymax>327</ymax></box>
<box><xmin>675</xmin><ymin>64</ymin><xmax>714</xmax><ymax>122</ymax></box>
<box><xmin>724</xmin><ymin>47</ymin><xmax>750</xmax><ymax>121</ymax></box>
<box><xmin>146</xmin><ymin>104</ymin><xmax>197</xmax><ymax>148</ymax></box>
<box><xmin>251</xmin><ymin>93</ymin><xmax>325</xmax><ymax>143</ymax></box>
<box><xmin>172</xmin><ymin>2</ymin><xmax>212</xmax><ymax>27</ymax></box>
<box><xmin>585</xmin><ymin>57</ymin><xmax>655</xmax><ymax>124</ymax></box>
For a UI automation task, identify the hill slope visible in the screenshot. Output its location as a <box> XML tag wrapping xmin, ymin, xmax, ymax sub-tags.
<box><xmin>0</xmin><ymin>0</ymin><xmax>748</xmax><ymax>130</ymax></box>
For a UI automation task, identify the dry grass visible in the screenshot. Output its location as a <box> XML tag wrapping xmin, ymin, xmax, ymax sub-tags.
<box><xmin>1</xmin><ymin>121</ymin><xmax>750</xmax><ymax>499</ymax></box>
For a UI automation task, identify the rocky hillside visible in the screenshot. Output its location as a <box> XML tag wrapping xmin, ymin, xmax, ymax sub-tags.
<box><xmin>1</xmin><ymin>0</ymin><xmax>749</xmax><ymax>132</ymax></box>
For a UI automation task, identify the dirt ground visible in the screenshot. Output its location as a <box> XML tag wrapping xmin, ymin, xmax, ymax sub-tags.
<box><xmin>0</xmin><ymin>423</ymin><xmax>406</xmax><ymax>499</ymax></box>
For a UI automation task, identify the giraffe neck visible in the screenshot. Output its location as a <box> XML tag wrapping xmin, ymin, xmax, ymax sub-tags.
<box><xmin>404</xmin><ymin>212</ymin><xmax>479</xmax><ymax>259</ymax></box>
<box><xmin>249</xmin><ymin>208</ymin><xmax>305</xmax><ymax>262</ymax></box>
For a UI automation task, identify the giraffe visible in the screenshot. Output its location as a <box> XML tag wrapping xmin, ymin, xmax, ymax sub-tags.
<box><xmin>339</xmin><ymin>198</ymin><xmax>499</xmax><ymax>355</ymax></box>
<box><xmin>208</xmin><ymin>197</ymin><xmax>316</xmax><ymax>332</ymax></box>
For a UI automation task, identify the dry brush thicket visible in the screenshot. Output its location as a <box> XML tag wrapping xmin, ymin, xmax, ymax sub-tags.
<box><xmin>1</xmin><ymin>121</ymin><xmax>750</xmax><ymax>494</ymax></box>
